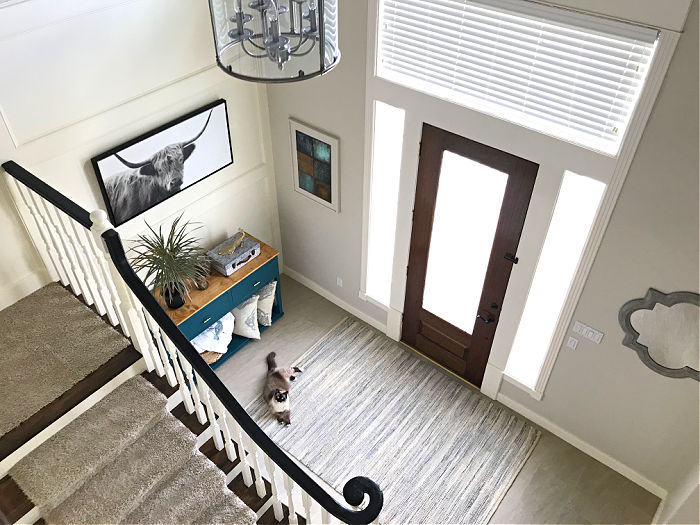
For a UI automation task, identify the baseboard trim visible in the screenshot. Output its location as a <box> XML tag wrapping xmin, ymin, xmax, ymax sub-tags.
<box><xmin>496</xmin><ymin>393</ymin><xmax>668</xmax><ymax>500</ymax></box>
<box><xmin>282</xmin><ymin>267</ymin><xmax>387</xmax><ymax>333</ymax></box>
<box><xmin>652</xmin><ymin>497</ymin><xmax>666</xmax><ymax>524</ymax></box>
<box><xmin>0</xmin><ymin>359</ymin><xmax>147</xmax><ymax>476</ymax></box>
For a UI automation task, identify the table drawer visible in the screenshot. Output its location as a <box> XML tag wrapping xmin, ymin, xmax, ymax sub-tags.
<box><xmin>229</xmin><ymin>258</ymin><xmax>279</xmax><ymax>308</ymax></box>
<box><xmin>179</xmin><ymin>292</ymin><xmax>234</xmax><ymax>340</ymax></box>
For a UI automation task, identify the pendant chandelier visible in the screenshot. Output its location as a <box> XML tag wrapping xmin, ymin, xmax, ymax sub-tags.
<box><xmin>208</xmin><ymin>0</ymin><xmax>340</xmax><ymax>83</ymax></box>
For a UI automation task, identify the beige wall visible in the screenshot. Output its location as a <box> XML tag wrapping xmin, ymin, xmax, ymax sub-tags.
<box><xmin>0</xmin><ymin>0</ymin><xmax>282</xmax><ymax>311</ymax></box>
<box><xmin>500</xmin><ymin>0</ymin><xmax>699</xmax><ymax>499</ymax></box>
<box><xmin>266</xmin><ymin>0</ymin><xmax>387</xmax><ymax>328</ymax></box>
<box><xmin>267</xmin><ymin>0</ymin><xmax>699</xmax><ymax>502</ymax></box>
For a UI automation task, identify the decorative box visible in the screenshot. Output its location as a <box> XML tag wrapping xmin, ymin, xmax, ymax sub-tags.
<box><xmin>207</xmin><ymin>232</ymin><xmax>260</xmax><ymax>277</ymax></box>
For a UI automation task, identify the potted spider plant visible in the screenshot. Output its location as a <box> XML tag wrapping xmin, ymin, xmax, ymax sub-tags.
<box><xmin>130</xmin><ymin>214</ymin><xmax>210</xmax><ymax>309</ymax></box>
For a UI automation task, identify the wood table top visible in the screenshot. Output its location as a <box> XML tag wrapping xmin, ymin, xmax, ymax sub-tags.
<box><xmin>156</xmin><ymin>234</ymin><xmax>279</xmax><ymax>326</ymax></box>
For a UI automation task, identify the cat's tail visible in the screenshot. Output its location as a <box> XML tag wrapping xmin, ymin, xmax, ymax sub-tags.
<box><xmin>266</xmin><ymin>352</ymin><xmax>277</xmax><ymax>371</ymax></box>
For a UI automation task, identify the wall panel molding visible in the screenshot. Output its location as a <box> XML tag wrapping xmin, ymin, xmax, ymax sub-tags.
<box><xmin>0</xmin><ymin>0</ymin><xmax>214</xmax><ymax>146</ymax></box>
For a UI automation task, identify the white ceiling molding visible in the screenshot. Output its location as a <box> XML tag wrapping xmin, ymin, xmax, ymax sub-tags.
<box><xmin>537</xmin><ymin>0</ymin><xmax>693</xmax><ymax>32</ymax></box>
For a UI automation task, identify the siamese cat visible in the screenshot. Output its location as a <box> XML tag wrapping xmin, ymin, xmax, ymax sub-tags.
<box><xmin>264</xmin><ymin>352</ymin><xmax>303</xmax><ymax>425</ymax></box>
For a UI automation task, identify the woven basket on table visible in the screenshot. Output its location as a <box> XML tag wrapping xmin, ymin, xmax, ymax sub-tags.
<box><xmin>201</xmin><ymin>351</ymin><xmax>224</xmax><ymax>365</ymax></box>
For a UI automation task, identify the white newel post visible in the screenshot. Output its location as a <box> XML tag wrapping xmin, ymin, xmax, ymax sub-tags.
<box><xmin>89</xmin><ymin>209</ymin><xmax>156</xmax><ymax>372</ymax></box>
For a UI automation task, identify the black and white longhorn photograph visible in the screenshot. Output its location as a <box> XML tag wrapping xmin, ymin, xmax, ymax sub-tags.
<box><xmin>92</xmin><ymin>99</ymin><xmax>233</xmax><ymax>226</ymax></box>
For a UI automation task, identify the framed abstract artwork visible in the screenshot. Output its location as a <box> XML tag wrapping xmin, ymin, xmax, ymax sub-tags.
<box><xmin>91</xmin><ymin>99</ymin><xmax>233</xmax><ymax>226</ymax></box>
<box><xmin>289</xmin><ymin>119</ymin><xmax>339</xmax><ymax>212</ymax></box>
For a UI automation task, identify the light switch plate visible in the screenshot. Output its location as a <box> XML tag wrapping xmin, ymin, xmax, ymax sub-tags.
<box><xmin>566</xmin><ymin>336</ymin><xmax>579</xmax><ymax>350</ymax></box>
<box><xmin>572</xmin><ymin>321</ymin><xmax>604</xmax><ymax>344</ymax></box>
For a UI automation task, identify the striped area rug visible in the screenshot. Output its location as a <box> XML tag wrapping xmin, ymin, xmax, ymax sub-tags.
<box><xmin>247</xmin><ymin>318</ymin><xmax>540</xmax><ymax>524</ymax></box>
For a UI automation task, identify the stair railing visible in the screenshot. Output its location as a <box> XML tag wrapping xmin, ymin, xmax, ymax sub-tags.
<box><xmin>2</xmin><ymin>160</ymin><xmax>383</xmax><ymax>525</ymax></box>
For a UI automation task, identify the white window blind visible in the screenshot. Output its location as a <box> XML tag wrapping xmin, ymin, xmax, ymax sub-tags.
<box><xmin>377</xmin><ymin>0</ymin><xmax>659</xmax><ymax>154</ymax></box>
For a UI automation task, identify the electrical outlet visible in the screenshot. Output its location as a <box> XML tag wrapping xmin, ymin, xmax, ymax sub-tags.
<box><xmin>572</xmin><ymin>321</ymin><xmax>604</xmax><ymax>344</ymax></box>
<box><xmin>566</xmin><ymin>336</ymin><xmax>579</xmax><ymax>350</ymax></box>
<box><xmin>336</xmin><ymin>277</ymin><xmax>343</xmax><ymax>287</ymax></box>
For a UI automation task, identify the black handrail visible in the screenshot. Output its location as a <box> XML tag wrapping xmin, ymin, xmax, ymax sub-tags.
<box><xmin>3</xmin><ymin>162</ymin><xmax>383</xmax><ymax>524</ymax></box>
<box><xmin>3</xmin><ymin>161</ymin><xmax>93</xmax><ymax>229</ymax></box>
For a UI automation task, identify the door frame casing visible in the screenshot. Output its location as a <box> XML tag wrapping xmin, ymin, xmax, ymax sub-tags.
<box><xmin>402</xmin><ymin>124</ymin><xmax>538</xmax><ymax>386</ymax></box>
<box><xmin>360</xmin><ymin>0</ymin><xmax>680</xmax><ymax>399</ymax></box>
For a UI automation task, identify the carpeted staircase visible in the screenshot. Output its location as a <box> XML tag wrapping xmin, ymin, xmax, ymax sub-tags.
<box><xmin>10</xmin><ymin>376</ymin><xmax>257</xmax><ymax>524</ymax></box>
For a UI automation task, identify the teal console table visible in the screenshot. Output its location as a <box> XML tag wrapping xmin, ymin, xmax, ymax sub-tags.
<box><xmin>158</xmin><ymin>234</ymin><xmax>283</xmax><ymax>369</ymax></box>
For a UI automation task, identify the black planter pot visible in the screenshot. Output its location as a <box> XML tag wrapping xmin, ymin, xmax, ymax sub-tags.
<box><xmin>163</xmin><ymin>289</ymin><xmax>185</xmax><ymax>309</ymax></box>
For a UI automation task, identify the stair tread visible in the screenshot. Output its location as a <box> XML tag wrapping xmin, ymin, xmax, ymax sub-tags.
<box><xmin>10</xmin><ymin>376</ymin><xmax>166</xmax><ymax>513</ymax></box>
<box><xmin>47</xmin><ymin>415</ymin><xmax>197</xmax><ymax>524</ymax></box>
<box><xmin>125</xmin><ymin>453</ymin><xmax>231</xmax><ymax>524</ymax></box>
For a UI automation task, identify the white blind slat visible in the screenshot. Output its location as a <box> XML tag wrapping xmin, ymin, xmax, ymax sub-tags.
<box><xmin>381</xmin><ymin>43</ymin><xmax>631</xmax><ymax>123</ymax></box>
<box><xmin>384</xmin><ymin>2</ymin><xmax>654</xmax><ymax>62</ymax></box>
<box><xmin>381</xmin><ymin>25</ymin><xmax>645</xmax><ymax>96</ymax></box>
<box><xmin>381</xmin><ymin>10</ymin><xmax>651</xmax><ymax>80</ymax></box>
<box><xmin>377</xmin><ymin>0</ymin><xmax>658</xmax><ymax>154</ymax></box>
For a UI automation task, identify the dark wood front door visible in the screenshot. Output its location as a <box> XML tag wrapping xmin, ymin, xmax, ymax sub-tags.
<box><xmin>402</xmin><ymin>124</ymin><xmax>538</xmax><ymax>387</ymax></box>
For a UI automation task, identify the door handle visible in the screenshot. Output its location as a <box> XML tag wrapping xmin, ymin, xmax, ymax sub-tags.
<box><xmin>476</xmin><ymin>311</ymin><xmax>495</xmax><ymax>324</ymax></box>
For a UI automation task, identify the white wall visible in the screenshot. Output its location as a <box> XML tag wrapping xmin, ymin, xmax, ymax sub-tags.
<box><xmin>266</xmin><ymin>0</ymin><xmax>387</xmax><ymax>329</ymax></box>
<box><xmin>265</xmin><ymin>0</ymin><xmax>699</xmax><ymax>504</ymax></box>
<box><xmin>499</xmin><ymin>0</ymin><xmax>699</xmax><ymax>499</ymax></box>
<box><xmin>0</xmin><ymin>0</ymin><xmax>282</xmax><ymax>310</ymax></box>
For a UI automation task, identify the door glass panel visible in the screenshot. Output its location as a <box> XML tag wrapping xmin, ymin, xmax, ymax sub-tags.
<box><xmin>422</xmin><ymin>151</ymin><xmax>508</xmax><ymax>333</ymax></box>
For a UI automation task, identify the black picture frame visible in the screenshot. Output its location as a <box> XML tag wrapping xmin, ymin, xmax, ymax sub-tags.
<box><xmin>91</xmin><ymin>99</ymin><xmax>233</xmax><ymax>226</ymax></box>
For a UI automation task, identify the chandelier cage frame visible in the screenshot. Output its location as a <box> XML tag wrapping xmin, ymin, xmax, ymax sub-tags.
<box><xmin>208</xmin><ymin>0</ymin><xmax>341</xmax><ymax>83</ymax></box>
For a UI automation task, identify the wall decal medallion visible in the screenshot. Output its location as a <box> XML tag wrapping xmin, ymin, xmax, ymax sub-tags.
<box><xmin>619</xmin><ymin>288</ymin><xmax>699</xmax><ymax>381</ymax></box>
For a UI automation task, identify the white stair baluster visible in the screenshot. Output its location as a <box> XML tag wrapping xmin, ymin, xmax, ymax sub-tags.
<box><xmin>244</xmin><ymin>433</ymin><xmax>267</xmax><ymax>498</ymax></box>
<box><xmin>263</xmin><ymin>455</ymin><xmax>284</xmax><ymax>521</ymax></box>
<box><xmin>35</xmin><ymin>198</ymin><xmax>81</xmax><ymax>296</ymax></box>
<box><xmin>322</xmin><ymin>507</ymin><xmax>332</xmax><ymax>524</ymax></box>
<box><xmin>143</xmin><ymin>310</ymin><xmax>177</xmax><ymax>385</ymax></box>
<box><xmin>6</xmin><ymin>177</ymin><xmax>64</xmax><ymax>284</ymax></box>
<box><xmin>283</xmin><ymin>474</ymin><xmax>299</xmax><ymax>525</ymax></box>
<box><xmin>83</xmin><ymin>227</ymin><xmax>120</xmax><ymax>326</ymax></box>
<box><xmin>124</xmin><ymin>296</ymin><xmax>161</xmax><ymax>375</ymax></box>
<box><xmin>90</xmin><ymin>209</ymin><xmax>165</xmax><ymax>374</ymax></box>
<box><xmin>181</xmin><ymin>359</ymin><xmax>207</xmax><ymax>424</ymax></box>
<box><xmin>213</xmin><ymin>398</ymin><xmax>238</xmax><ymax>462</ymax></box>
<box><xmin>20</xmin><ymin>186</ymin><xmax>72</xmax><ymax>287</ymax></box>
<box><xmin>90</xmin><ymin>217</ymin><xmax>129</xmax><ymax>337</ymax></box>
<box><xmin>228</xmin><ymin>415</ymin><xmax>253</xmax><ymax>486</ymax></box>
<box><xmin>69</xmin><ymin>221</ymin><xmax>107</xmax><ymax>315</ymax></box>
<box><xmin>161</xmin><ymin>335</ymin><xmax>195</xmax><ymax>414</ymax></box>
<box><xmin>51</xmin><ymin>206</ymin><xmax>91</xmax><ymax>303</ymax></box>
<box><xmin>195</xmin><ymin>372</ymin><xmax>224</xmax><ymax>449</ymax></box>
<box><xmin>301</xmin><ymin>490</ymin><xmax>313</xmax><ymax>525</ymax></box>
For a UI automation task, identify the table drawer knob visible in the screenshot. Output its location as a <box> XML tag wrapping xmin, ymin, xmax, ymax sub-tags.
<box><xmin>254</xmin><ymin>281</ymin><xmax>261</xmax><ymax>287</ymax></box>
<box><xmin>203</xmin><ymin>317</ymin><xmax>211</xmax><ymax>324</ymax></box>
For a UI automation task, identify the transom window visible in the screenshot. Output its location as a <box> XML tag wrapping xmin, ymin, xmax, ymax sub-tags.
<box><xmin>377</xmin><ymin>0</ymin><xmax>659</xmax><ymax>155</ymax></box>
